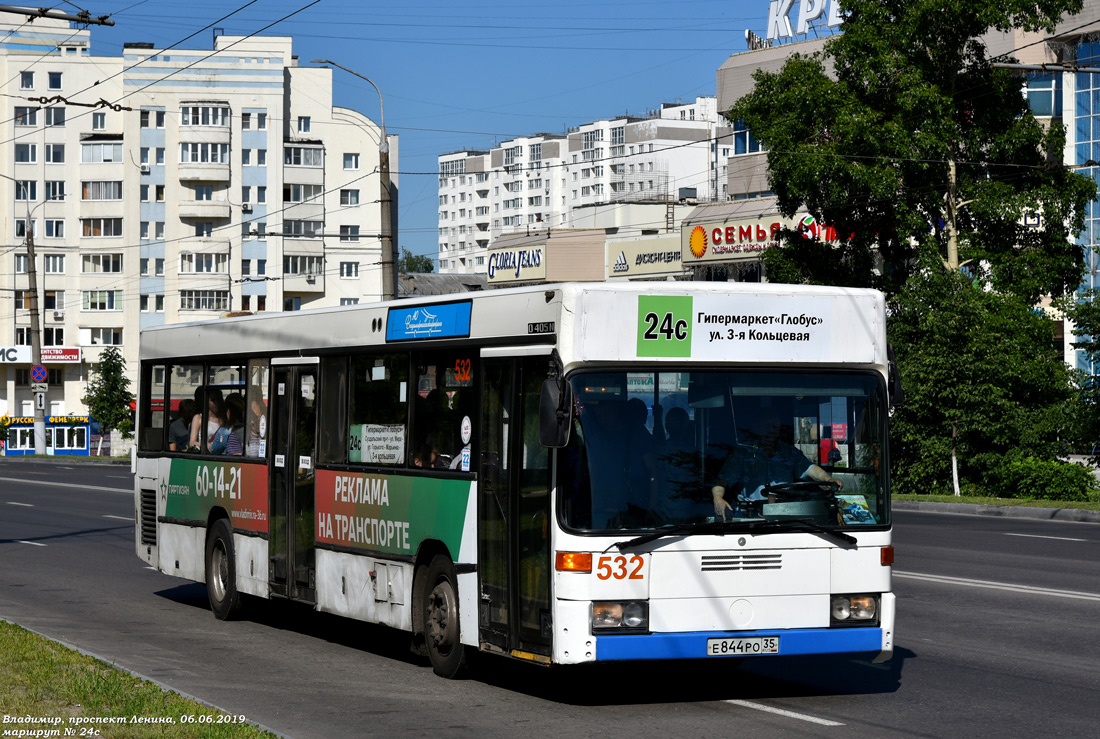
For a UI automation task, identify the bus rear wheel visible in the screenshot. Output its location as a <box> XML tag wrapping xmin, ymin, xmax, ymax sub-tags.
<box><xmin>422</xmin><ymin>555</ymin><xmax>466</xmax><ymax>678</ymax></box>
<box><xmin>206</xmin><ymin>518</ymin><xmax>242</xmax><ymax>620</ymax></box>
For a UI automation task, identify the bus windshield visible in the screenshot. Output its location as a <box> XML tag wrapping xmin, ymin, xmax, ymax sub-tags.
<box><xmin>558</xmin><ymin>370</ymin><xmax>889</xmax><ymax>533</ymax></box>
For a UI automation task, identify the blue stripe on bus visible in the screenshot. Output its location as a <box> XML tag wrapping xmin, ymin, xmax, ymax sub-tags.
<box><xmin>595</xmin><ymin>627</ymin><xmax>882</xmax><ymax>661</ymax></box>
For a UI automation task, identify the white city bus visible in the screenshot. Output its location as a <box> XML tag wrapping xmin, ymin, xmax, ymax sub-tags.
<box><xmin>134</xmin><ymin>282</ymin><xmax>897</xmax><ymax>677</ymax></box>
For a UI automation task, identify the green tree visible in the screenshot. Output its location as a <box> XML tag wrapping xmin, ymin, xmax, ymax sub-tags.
<box><xmin>729</xmin><ymin>0</ymin><xmax>1093</xmax><ymax>302</ymax></box>
<box><xmin>82</xmin><ymin>346</ymin><xmax>135</xmax><ymax>444</ymax></box>
<box><xmin>727</xmin><ymin>0</ymin><xmax>1096</xmax><ymax>495</ymax></box>
<box><xmin>398</xmin><ymin>247</ymin><xmax>434</xmax><ymax>274</ymax></box>
<box><xmin>889</xmin><ymin>272</ymin><xmax>1074</xmax><ymax>494</ymax></box>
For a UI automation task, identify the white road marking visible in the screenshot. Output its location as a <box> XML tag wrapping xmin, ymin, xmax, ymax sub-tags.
<box><xmin>1003</xmin><ymin>532</ymin><xmax>1087</xmax><ymax>542</ymax></box>
<box><xmin>16</xmin><ymin>540</ymin><xmax>46</xmax><ymax>547</ymax></box>
<box><xmin>103</xmin><ymin>515</ymin><xmax>133</xmax><ymax>522</ymax></box>
<box><xmin>6</xmin><ymin>501</ymin><xmax>33</xmax><ymax>507</ymax></box>
<box><xmin>0</xmin><ymin>476</ymin><xmax>129</xmax><ymax>494</ymax></box>
<box><xmin>895</xmin><ymin>571</ymin><xmax>1100</xmax><ymax>601</ymax></box>
<box><xmin>725</xmin><ymin>699</ymin><xmax>844</xmax><ymax>726</ymax></box>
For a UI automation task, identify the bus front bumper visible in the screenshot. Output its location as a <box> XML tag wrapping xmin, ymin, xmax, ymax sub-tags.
<box><xmin>595</xmin><ymin>626</ymin><xmax>885</xmax><ymax>661</ymax></box>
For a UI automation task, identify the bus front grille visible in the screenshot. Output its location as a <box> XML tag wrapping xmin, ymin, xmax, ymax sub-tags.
<box><xmin>140</xmin><ymin>489</ymin><xmax>157</xmax><ymax>546</ymax></box>
<box><xmin>700</xmin><ymin>553</ymin><xmax>782</xmax><ymax>571</ymax></box>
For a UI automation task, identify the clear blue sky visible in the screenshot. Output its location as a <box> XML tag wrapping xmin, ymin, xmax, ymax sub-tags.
<box><xmin>83</xmin><ymin>0</ymin><xmax>777</xmax><ymax>265</ymax></box>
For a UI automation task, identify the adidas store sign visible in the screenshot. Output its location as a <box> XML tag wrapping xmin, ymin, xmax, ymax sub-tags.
<box><xmin>613</xmin><ymin>251</ymin><xmax>630</xmax><ymax>273</ymax></box>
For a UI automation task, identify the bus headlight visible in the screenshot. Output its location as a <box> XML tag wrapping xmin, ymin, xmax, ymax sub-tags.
<box><xmin>830</xmin><ymin>594</ymin><xmax>878</xmax><ymax>625</ymax></box>
<box><xmin>591</xmin><ymin>601</ymin><xmax>649</xmax><ymax>632</ymax></box>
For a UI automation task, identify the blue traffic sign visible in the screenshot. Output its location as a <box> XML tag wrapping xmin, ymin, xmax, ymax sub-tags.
<box><xmin>30</xmin><ymin>364</ymin><xmax>47</xmax><ymax>383</ymax></box>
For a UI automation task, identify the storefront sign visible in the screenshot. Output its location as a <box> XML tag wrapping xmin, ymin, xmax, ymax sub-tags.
<box><xmin>42</xmin><ymin>347</ymin><xmax>81</xmax><ymax>363</ymax></box>
<box><xmin>610</xmin><ymin>239</ymin><xmax>686</xmax><ymax>277</ymax></box>
<box><xmin>486</xmin><ymin>246</ymin><xmax>546</xmax><ymax>283</ymax></box>
<box><xmin>681</xmin><ymin>214</ymin><xmax>843</xmax><ymax>264</ymax></box>
<box><xmin>0</xmin><ymin>347</ymin><xmax>31</xmax><ymax>363</ymax></box>
<box><xmin>766</xmin><ymin>0</ymin><xmax>844</xmax><ymax>41</ymax></box>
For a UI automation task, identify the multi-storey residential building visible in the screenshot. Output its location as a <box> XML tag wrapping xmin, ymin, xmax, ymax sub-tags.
<box><xmin>437</xmin><ymin>97</ymin><xmax>721</xmax><ymax>275</ymax></box>
<box><xmin>0</xmin><ymin>19</ymin><xmax>395</xmax><ymax>454</ymax></box>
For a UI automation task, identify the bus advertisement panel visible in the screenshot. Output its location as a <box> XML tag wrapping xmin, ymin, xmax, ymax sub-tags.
<box><xmin>162</xmin><ymin>459</ymin><xmax>269</xmax><ymax>533</ymax></box>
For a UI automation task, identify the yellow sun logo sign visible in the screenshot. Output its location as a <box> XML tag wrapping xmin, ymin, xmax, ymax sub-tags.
<box><xmin>689</xmin><ymin>226</ymin><xmax>708</xmax><ymax>258</ymax></box>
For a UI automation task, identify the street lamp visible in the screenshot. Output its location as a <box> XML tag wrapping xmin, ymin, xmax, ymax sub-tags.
<box><xmin>311</xmin><ymin>59</ymin><xmax>395</xmax><ymax>301</ymax></box>
<box><xmin>1</xmin><ymin>172</ymin><xmax>47</xmax><ymax>454</ymax></box>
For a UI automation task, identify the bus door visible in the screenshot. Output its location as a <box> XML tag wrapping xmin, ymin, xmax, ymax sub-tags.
<box><xmin>269</xmin><ymin>362</ymin><xmax>318</xmax><ymax>603</ymax></box>
<box><xmin>479</xmin><ymin>356</ymin><xmax>552</xmax><ymax>658</ymax></box>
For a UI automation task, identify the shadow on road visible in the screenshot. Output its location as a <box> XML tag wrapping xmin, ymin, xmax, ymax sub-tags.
<box><xmin>155</xmin><ymin>582</ymin><xmax>911</xmax><ymax>705</ymax></box>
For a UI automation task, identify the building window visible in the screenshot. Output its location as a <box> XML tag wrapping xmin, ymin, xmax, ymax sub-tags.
<box><xmin>15</xmin><ymin>181</ymin><xmax>36</xmax><ymax>201</ymax></box>
<box><xmin>81</xmin><ymin>143</ymin><xmax>122</xmax><ymax>163</ymax></box>
<box><xmin>284</xmin><ymin>297</ymin><xmax>302</xmax><ymax>311</ymax></box>
<box><xmin>156</xmin><ymin>147</ymin><xmax>165</xmax><ymax>164</ymax></box>
<box><xmin>155</xmin><ymin>185</ymin><xmax>165</xmax><ymax>202</ymax></box>
<box><xmin>20</xmin><ymin>71</ymin><xmax>33</xmax><ymax>89</ymax></box>
<box><xmin>44</xmin><ymin>107</ymin><xmax>64</xmax><ymax>126</ymax></box>
<box><xmin>15</xmin><ymin>254</ymin><xmax>28</xmax><ymax>273</ymax></box>
<box><xmin>241</xmin><ymin>186</ymin><xmax>251</xmax><ymax>203</ymax></box>
<box><xmin>344</xmin><ymin>153</ymin><xmax>359</xmax><ymax>170</ymax></box>
<box><xmin>179</xmin><ymin>252</ymin><xmax>228</xmax><ymax>273</ymax></box>
<box><xmin>1025</xmin><ymin>72</ymin><xmax>1062</xmax><ymax>117</ymax></box>
<box><xmin>194</xmin><ymin>222</ymin><xmax>213</xmax><ymax>238</ymax></box>
<box><xmin>15</xmin><ymin>107</ymin><xmax>37</xmax><ymax>126</ymax></box>
<box><xmin>257</xmin><ymin>149</ymin><xmax>267</xmax><ymax>166</ymax></box>
<box><xmin>44</xmin><ymin>254</ymin><xmax>65</xmax><ymax>273</ymax></box>
<box><xmin>140</xmin><ymin>184</ymin><xmax>149</xmax><ymax>202</ymax></box>
<box><xmin>140</xmin><ymin>294</ymin><xmax>165</xmax><ymax>313</ymax></box>
<box><xmin>257</xmin><ymin>112</ymin><xmax>267</xmax><ymax>129</ymax></box>
<box><xmin>340</xmin><ymin>261</ymin><xmax>359</xmax><ymax>278</ymax></box>
<box><xmin>241</xmin><ymin>112</ymin><xmax>251</xmax><ymax>129</ymax></box>
<box><xmin>297</xmin><ymin>116</ymin><xmax>310</xmax><ymax>133</ymax></box>
<box><xmin>193</xmin><ymin>184</ymin><xmax>213</xmax><ymax>201</ymax></box>
<box><xmin>45</xmin><ymin>144</ymin><xmax>65</xmax><ymax>163</ymax></box>
<box><xmin>257</xmin><ymin>259</ymin><xmax>266</xmax><ymax>275</ymax></box>
<box><xmin>15</xmin><ymin>220</ymin><xmax>35</xmax><ymax>238</ymax></box>
<box><xmin>180</xmin><ymin>105</ymin><xmax>231</xmax><ymax>126</ymax></box>
<box><xmin>81</xmin><ymin>181</ymin><xmax>123</xmax><ymax>200</ymax></box>
<box><xmin>283</xmin><ymin>255</ymin><xmax>324</xmax><ymax>275</ymax></box>
<box><xmin>284</xmin><ymin>147</ymin><xmax>323</xmax><ymax>167</ymax></box>
<box><xmin>180</xmin><ymin>142</ymin><xmax>229</xmax><ymax>163</ymax></box>
<box><xmin>88</xmin><ymin>328</ymin><xmax>123</xmax><ymax>345</ymax></box>
<box><xmin>15</xmin><ymin>144</ymin><xmax>36</xmax><ymax>163</ymax></box>
<box><xmin>340</xmin><ymin>298</ymin><xmax>359</xmax><ymax>306</ymax></box>
<box><xmin>140</xmin><ymin>147</ymin><xmax>149</xmax><ymax>164</ymax></box>
<box><xmin>284</xmin><ymin>183</ymin><xmax>324</xmax><ymax>203</ymax></box>
<box><xmin>82</xmin><ymin>254</ymin><xmax>124</xmax><ymax>273</ymax></box>
<box><xmin>43</xmin><ymin>327</ymin><xmax>64</xmax><ymax>346</ymax></box>
<box><xmin>340</xmin><ymin>189</ymin><xmax>359</xmax><ymax>206</ymax></box>
<box><xmin>283</xmin><ymin>220</ymin><xmax>323</xmax><ymax>238</ymax></box>
<box><xmin>45</xmin><ymin>220</ymin><xmax>64</xmax><ymax>238</ymax></box>
<box><xmin>81</xmin><ymin>218</ymin><xmax>123</xmax><ymax>237</ymax></box>
<box><xmin>257</xmin><ymin>186</ymin><xmax>266</xmax><ymax>203</ymax></box>
<box><xmin>180</xmin><ymin>290</ymin><xmax>229</xmax><ymax>311</ymax></box>
<box><xmin>92</xmin><ymin>112</ymin><xmax>105</xmax><ymax>130</ymax></box>
<box><xmin>340</xmin><ymin>225</ymin><xmax>360</xmax><ymax>242</ymax></box>
<box><xmin>82</xmin><ymin>290</ymin><xmax>123</xmax><ymax>311</ymax></box>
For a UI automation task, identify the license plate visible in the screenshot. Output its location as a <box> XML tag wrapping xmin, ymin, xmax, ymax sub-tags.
<box><xmin>706</xmin><ymin>636</ymin><xmax>779</xmax><ymax>657</ymax></box>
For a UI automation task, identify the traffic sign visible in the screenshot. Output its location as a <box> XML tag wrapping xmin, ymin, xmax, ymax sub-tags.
<box><xmin>30</xmin><ymin>364</ymin><xmax>48</xmax><ymax>383</ymax></box>
<box><xmin>30</xmin><ymin>382</ymin><xmax>48</xmax><ymax>393</ymax></box>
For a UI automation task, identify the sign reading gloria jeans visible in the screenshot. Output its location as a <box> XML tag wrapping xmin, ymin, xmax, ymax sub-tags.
<box><xmin>314</xmin><ymin>470</ymin><xmax>472</xmax><ymax>558</ymax></box>
<box><xmin>486</xmin><ymin>246</ymin><xmax>546</xmax><ymax>283</ymax></box>
<box><xmin>161</xmin><ymin>459</ymin><xmax>269</xmax><ymax>533</ymax></box>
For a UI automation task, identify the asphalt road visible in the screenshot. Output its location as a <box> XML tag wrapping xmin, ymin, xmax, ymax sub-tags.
<box><xmin>1</xmin><ymin>459</ymin><xmax>1098</xmax><ymax>738</ymax></box>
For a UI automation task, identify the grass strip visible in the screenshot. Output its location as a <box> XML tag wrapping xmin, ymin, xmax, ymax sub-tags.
<box><xmin>894</xmin><ymin>494</ymin><xmax>1100</xmax><ymax>511</ymax></box>
<box><xmin>0</xmin><ymin>621</ymin><xmax>277</xmax><ymax>738</ymax></box>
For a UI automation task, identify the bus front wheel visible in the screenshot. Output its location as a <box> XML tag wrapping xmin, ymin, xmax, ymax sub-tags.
<box><xmin>205</xmin><ymin>518</ymin><xmax>242</xmax><ymax>620</ymax></box>
<box><xmin>422</xmin><ymin>555</ymin><xmax>466</xmax><ymax>678</ymax></box>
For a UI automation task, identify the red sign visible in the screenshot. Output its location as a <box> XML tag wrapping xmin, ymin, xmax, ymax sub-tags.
<box><xmin>41</xmin><ymin>347</ymin><xmax>81</xmax><ymax>363</ymax></box>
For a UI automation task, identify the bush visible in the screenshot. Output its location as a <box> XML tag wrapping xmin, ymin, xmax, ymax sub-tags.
<box><xmin>987</xmin><ymin>457</ymin><xmax>1097</xmax><ymax>502</ymax></box>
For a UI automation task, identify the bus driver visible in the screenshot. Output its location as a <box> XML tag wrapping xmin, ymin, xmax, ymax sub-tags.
<box><xmin>710</xmin><ymin>407</ymin><xmax>842</xmax><ymax>520</ymax></box>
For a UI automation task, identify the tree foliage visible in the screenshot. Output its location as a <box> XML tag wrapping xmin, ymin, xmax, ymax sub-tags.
<box><xmin>82</xmin><ymin>346</ymin><xmax>135</xmax><ymax>440</ymax></box>
<box><xmin>727</xmin><ymin>0</ymin><xmax>1096</xmax><ymax>495</ymax></box>
<box><xmin>398</xmin><ymin>247</ymin><xmax>434</xmax><ymax>274</ymax></box>
<box><xmin>730</xmin><ymin>0</ymin><xmax>1093</xmax><ymax>303</ymax></box>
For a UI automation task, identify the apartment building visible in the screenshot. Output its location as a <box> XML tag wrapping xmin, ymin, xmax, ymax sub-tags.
<box><xmin>0</xmin><ymin>19</ymin><xmax>395</xmax><ymax>454</ymax></box>
<box><xmin>437</xmin><ymin>97</ymin><xmax>722</xmax><ymax>275</ymax></box>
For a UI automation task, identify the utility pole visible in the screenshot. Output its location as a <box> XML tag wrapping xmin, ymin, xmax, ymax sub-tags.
<box><xmin>25</xmin><ymin>223</ymin><xmax>45</xmax><ymax>455</ymax></box>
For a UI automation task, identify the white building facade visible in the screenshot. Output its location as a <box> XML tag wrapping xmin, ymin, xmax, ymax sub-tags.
<box><xmin>0</xmin><ymin>19</ymin><xmax>395</xmax><ymax>454</ymax></box>
<box><xmin>437</xmin><ymin>97</ymin><xmax>723</xmax><ymax>275</ymax></box>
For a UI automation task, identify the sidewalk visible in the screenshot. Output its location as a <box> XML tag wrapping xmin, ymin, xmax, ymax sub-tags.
<box><xmin>894</xmin><ymin>500</ymin><xmax>1100</xmax><ymax>524</ymax></box>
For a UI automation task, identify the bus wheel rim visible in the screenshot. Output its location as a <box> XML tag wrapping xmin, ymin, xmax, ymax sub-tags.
<box><xmin>427</xmin><ymin>580</ymin><xmax>457</xmax><ymax>654</ymax></box>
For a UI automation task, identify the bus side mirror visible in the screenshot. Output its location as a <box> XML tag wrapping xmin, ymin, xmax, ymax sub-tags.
<box><xmin>539</xmin><ymin>379</ymin><xmax>571</xmax><ymax>448</ymax></box>
<box><xmin>888</xmin><ymin>344</ymin><xmax>904</xmax><ymax>408</ymax></box>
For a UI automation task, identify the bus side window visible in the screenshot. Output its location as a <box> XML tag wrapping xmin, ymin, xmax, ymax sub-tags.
<box><xmin>348</xmin><ymin>352</ymin><xmax>408</xmax><ymax>466</ymax></box>
<box><xmin>411</xmin><ymin>351</ymin><xmax>474</xmax><ymax>471</ymax></box>
<box><xmin>318</xmin><ymin>357</ymin><xmax>348</xmax><ymax>464</ymax></box>
<box><xmin>139</xmin><ymin>363</ymin><xmax>167</xmax><ymax>452</ymax></box>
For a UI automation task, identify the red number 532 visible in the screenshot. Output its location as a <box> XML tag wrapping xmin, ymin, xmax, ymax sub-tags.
<box><xmin>596</xmin><ymin>554</ymin><xmax>644</xmax><ymax>580</ymax></box>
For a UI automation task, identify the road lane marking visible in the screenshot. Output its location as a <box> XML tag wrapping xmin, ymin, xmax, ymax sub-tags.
<box><xmin>895</xmin><ymin>571</ymin><xmax>1100</xmax><ymax>601</ymax></box>
<box><xmin>724</xmin><ymin>700</ymin><xmax>844</xmax><ymax>726</ymax></box>
<box><xmin>6</xmin><ymin>501</ymin><xmax>33</xmax><ymax>507</ymax></box>
<box><xmin>16</xmin><ymin>541</ymin><xmax>46</xmax><ymax>547</ymax></box>
<box><xmin>103</xmin><ymin>515</ymin><xmax>133</xmax><ymax>521</ymax></box>
<box><xmin>1004</xmin><ymin>533</ymin><xmax>1087</xmax><ymax>542</ymax></box>
<box><xmin>0</xmin><ymin>476</ymin><xmax>129</xmax><ymax>494</ymax></box>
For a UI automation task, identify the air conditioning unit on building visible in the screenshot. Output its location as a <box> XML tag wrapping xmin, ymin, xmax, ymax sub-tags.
<box><xmin>305</xmin><ymin>274</ymin><xmax>316</xmax><ymax>284</ymax></box>
<box><xmin>52</xmin><ymin>311</ymin><xmax>64</xmax><ymax>321</ymax></box>
<box><xmin>242</xmin><ymin>203</ymin><xmax>253</xmax><ymax>212</ymax></box>
<box><xmin>139</xmin><ymin>164</ymin><xmax>150</xmax><ymax>174</ymax></box>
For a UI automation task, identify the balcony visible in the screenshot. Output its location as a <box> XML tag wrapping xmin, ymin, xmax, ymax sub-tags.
<box><xmin>178</xmin><ymin>199</ymin><xmax>231</xmax><ymax>220</ymax></box>
<box><xmin>283</xmin><ymin>272</ymin><xmax>325</xmax><ymax>293</ymax></box>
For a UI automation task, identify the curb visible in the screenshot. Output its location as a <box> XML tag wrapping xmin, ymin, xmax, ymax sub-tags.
<box><xmin>894</xmin><ymin>500</ymin><xmax>1100</xmax><ymax>524</ymax></box>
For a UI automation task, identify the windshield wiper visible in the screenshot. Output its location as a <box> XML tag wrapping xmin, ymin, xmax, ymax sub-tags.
<box><xmin>610</xmin><ymin>517</ymin><xmax>856</xmax><ymax>551</ymax></box>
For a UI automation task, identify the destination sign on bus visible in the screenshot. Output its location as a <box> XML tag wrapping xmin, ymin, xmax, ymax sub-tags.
<box><xmin>386</xmin><ymin>302</ymin><xmax>472</xmax><ymax>342</ymax></box>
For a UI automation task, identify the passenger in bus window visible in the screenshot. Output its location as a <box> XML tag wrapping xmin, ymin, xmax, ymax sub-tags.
<box><xmin>190</xmin><ymin>387</ymin><xmax>227</xmax><ymax>453</ymax></box>
<box><xmin>247</xmin><ymin>398</ymin><xmax>266</xmax><ymax>457</ymax></box>
<box><xmin>711</xmin><ymin>407</ymin><xmax>842</xmax><ymax>520</ymax></box>
<box><xmin>224</xmin><ymin>393</ymin><xmax>246</xmax><ymax>456</ymax></box>
<box><xmin>168</xmin><ymin>399</ymin><xmax>195</xmax><ymax>451</ymax></box>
